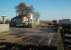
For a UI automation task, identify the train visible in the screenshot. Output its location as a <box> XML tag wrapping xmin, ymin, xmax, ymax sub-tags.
<box><xmin>10</xmin><ymin>16</ymin><xmax>32</xmax><ymax>28</ymax></box>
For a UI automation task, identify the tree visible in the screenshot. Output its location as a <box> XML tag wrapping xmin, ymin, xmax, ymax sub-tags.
<box><xmin>16</xmin><ymin>2</ymin><xmax>33</xmax><ymax>16</ymax></box>
<box><xmin>5</xmin><ymin>19</ymin><xmax>11</xmax><ymax>24</ymax></box>
<box><xmin>1</xmin><ymin>16</ymin><xmax>6</xmax><ymax>24</ymax></box>
<box><xmin>33</xmin><ymin>12</ymin><xmax>40</xmax><ymax>25</ymax></box>
<box><xmin>34</xmin><ymin>12</ymin><xmax>40</xmax><ymax>21</ymax></box>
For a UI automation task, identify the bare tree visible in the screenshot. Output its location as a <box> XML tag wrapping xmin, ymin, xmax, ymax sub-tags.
<box><xmin>5</xmin><ymin>19</ymin><xmax>11</xmax><ymax>24</ymax></box>
<box><xmin>34</xmin><ymin>12</ymin><xmax>40</xmax><ymax>21</ymax></box>
<box><xmin>1</xmin><ymin>16</ymin><xmax>6</xmax><ymax>24</ymax></box>
<box><xmin>16</xmin><ymin>2</ymin><xmax>33</xmax><ymax>16</ymax></box>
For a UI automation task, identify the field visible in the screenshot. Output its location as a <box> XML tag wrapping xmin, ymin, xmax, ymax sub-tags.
<box><xmin>0</xmin><ymin>27</ymin><xmax>64</xmax><ymax>50</ymax></box>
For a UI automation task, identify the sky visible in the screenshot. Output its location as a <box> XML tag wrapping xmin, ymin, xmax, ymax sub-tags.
<box><xmin>0</xmin><ymin>0</ymin><xmax>71</xmax><ymax>20</ymax></box>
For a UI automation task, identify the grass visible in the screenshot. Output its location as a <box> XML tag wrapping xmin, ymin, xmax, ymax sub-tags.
<box><xmin>0</xmin><ymin>31</ymin><xmax>9</xmax><ymax>34</ymax></box>
<box><xmin>57</xmin><ymin>30</ymin><xmax>64</xmax><ymax>50</ymax></box>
